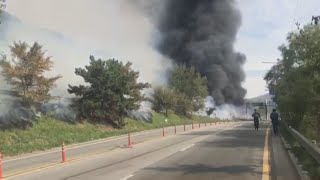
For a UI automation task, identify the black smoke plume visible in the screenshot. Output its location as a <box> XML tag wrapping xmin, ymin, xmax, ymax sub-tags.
<box><xmin>157</xmin><ymin>0</ymin><xmax>246</xmax><ymax>105</ymax></box>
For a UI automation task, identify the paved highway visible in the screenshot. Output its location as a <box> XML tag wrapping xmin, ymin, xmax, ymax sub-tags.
<box><xmin>4</xmin><ymin>121</ymin><xmax>299</xmax><ymax>180</ymax></box>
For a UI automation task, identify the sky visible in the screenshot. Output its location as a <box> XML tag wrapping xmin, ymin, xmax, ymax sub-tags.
<box><xmin>236</xmin><ymin>0</ymin><xmax>320</xmax><ymax>97</ymax></box>
<box><xmin>1</xmin><ymin>0</ymin><xmax>320</xmax><ymax>99</ymax></box>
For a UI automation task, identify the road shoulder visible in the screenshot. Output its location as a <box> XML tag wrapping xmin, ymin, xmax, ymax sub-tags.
<box><xmin>270</xmin><ymin>132</ymin><xmax>299</xmax><ymax>180</ymax></box>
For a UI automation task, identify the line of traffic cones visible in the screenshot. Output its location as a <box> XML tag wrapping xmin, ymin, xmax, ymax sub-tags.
<box><xmin>0</xmin><ymin>122</ymin><xmax>226</xmax><ymax>179</ymax></box>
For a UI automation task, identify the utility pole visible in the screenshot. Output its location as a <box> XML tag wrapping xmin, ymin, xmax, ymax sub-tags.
<box><xmin>312</xmin><ymin>16</ymin><xmax>320</xmax><ymax>25</ymax></box>
<box><xmin>265</xmin><ymin>99</ymin><xmax>268</xmax><ymax>121</ymax></box>
<box><xmin>246</xmin><ymin>103</ymin><xmax>248</xmax><ymax>116</ymax></box>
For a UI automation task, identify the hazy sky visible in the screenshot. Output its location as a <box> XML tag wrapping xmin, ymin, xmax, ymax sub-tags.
<box><xmin>236</xmin><ymin>0</ymin><xmax>319</xmax><ymax>97</ymax></box>
<box><xmin>3</xmin><ymin>0</ymin><xmax>320</xmax><ymax>98</ymax></box>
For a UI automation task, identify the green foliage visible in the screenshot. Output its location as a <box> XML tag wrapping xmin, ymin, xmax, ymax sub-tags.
<box><xmin>174</xmin><ymin>92</ymin><xmax>193</xmax><ymax>116</ymax></box>
<box><xmin>68</xmin><ymin>56</ymin><xmax>150</xmax><ymax>127</ymax></box>
<box><xmin>149</xmin><ymin>66</ymin><xmax>208</xmax><ymax>117</ymax></box>
<box><xmin>0</xmin><ymin>41</ymin><xmax>62</xmax><ymax>105</ymax></box>
<box><xmin>265</xmin><ymin>24</ymin><xmax>320</xmax><ymax>139</ymax></box>
<box><xmin>149</xmin><ymin>86</ymin><xmax>177</xmax><ymax>116</ymax></box>
<box><xmin>169</xmin><ymin>65</ymin><xmax>208</xmax><ymax>112</ymax></box>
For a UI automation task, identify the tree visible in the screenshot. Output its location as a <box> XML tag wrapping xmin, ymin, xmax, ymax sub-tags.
<box><xmin>0</xmin><ymin>41</ymin><xmax>62</xmax><ymax>105</ymax></box>
<box><xmin>264</xmin><ymin>24</ymin><xmax>320</xmax><ymax>139</ymax></box>
<box><xmin>169</xmin><ymin>65</ymin><xmax>208</xmax><ymax>112</ymax></box>
<box><xmin>174</xmin><ymin>92</ymin><xmax>193</xmax><ymax>116</ymax></box>
<box><xmin>68</xmin><ymin>56</ymin><xmax>150</xmax><ymax>127</ymax></box>
<box><xmin>149</xmin><ymin>86</ymin><xmax>177</xmax><ymax>116</ymax></box>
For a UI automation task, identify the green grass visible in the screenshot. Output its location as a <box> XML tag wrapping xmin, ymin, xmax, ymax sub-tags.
<box><xmin>0</xmin><ymin>112</ymin><xmax>221</xmax><ymax>157</ymax></box>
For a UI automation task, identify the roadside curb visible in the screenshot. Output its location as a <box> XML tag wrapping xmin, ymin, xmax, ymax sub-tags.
<box><xmin>280</xmin><ymin>136</ymin><xmax>310</xmax><ymax>180</ymax></box>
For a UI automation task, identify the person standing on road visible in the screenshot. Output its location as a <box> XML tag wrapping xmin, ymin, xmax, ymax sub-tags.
<box><xmin>252</xmin><ymin>109</ymin><xmax>261</xmax><ymax>131</ymax></box>
<box><xmin>270</xmin><ymin>109</ymin><xmax>279</xmax><ymax>135</ymax></box>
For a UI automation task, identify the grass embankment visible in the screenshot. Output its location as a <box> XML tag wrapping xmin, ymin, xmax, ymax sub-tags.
<box><xmin>280</xmin><ymin>123</ymin><xmax>320</xmax><ymax>179</ymax></box>
<box><xmin>0</xmin><ymin>112</ymin><xmax>220</xmax><ymax>157</ymax></box>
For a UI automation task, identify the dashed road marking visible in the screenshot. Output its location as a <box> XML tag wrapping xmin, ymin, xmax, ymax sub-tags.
<box><xmin>121</xmin><ymin>174</ymin><xmax>134</xmax><ymax>180</ymax></box>
<box><xmin>180</xmin><ymin>144</ymin><xmax>195</xmax><ymax>152</ymax></box>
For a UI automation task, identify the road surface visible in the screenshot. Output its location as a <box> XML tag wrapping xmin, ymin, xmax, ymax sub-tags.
<box><xmin>3</xmin><ymin>121</ymin><xmax>299</xmax><ymax>180</ymax></box>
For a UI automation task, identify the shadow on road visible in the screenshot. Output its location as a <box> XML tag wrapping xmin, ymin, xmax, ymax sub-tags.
<box><xmin>143</xmin><ymin>163</ymin><xmax>260</xmax><ymax>175</ymax></box>
<box><xmin>179</xmin><ymin>123</ymin><xmax>270</xmax><ymax>137</ymax></box>
<box><xmin>178</xmin><ymin>124</ymin><xmax>268</xmax><ymax>149</ymax></box>
<box><xmin>197</xmin><ymin>128</ymin><xmax>266</xmax><ymax>149</ymax></box>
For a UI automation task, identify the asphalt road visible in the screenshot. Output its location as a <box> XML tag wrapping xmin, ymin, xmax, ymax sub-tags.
<box><xmin>5</xmin><ymin>121</ymin><xmax>299</xmax><ymax>180</ymax></box>
<box><xmin>131</xmin><ymin>123</ymin><xmax>299</xmax><ymax>180</ymax></box>
<box><xmin>3</xmin><ymin>122</ymin><xmax>208</xmax><ymax>176</ymax></box>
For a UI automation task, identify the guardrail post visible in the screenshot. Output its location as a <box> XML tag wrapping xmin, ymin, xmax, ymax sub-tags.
<box><xmin>192</xmin><ymin>122</ymin><xmax>194</xmax><ymax>129</ymax></box>
<box><xmin>205</xmin><ymin>122</ymin><xmax>207</xmax><ymax>127</ymax></box>
<box><xmin>184</xmin><ymin>124</ymin><xmax>186</xmax><ymax>131</ymax></box>
<box><xmin>199</xmin><ymin>123</ymin><xmax>200</xmax><ymax>128</ymax></box>
<box><xmin>0</xmin><ymin>153</ymin><xmax>3</xmax><ymax>179</ymax></box>
<box><xmin>162</xmin><ymin>127</ymin><xmax>165</xmax><ymax>137</ymax></box>
<box><xmin>174</xmin><ymin>125</ymin><xmax>177</xmax><ymax>134</ymax></box>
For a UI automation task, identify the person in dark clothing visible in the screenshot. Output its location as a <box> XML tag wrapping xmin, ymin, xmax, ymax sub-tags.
<box><xmin>270</xmin><ymin>109</ymin><xmax>279</xmax><ymax>135</ymax></box>
<box><xmin>252</xmin><ymin>109</ymin><xmax>261</xmax><ymax>131</ymax></box>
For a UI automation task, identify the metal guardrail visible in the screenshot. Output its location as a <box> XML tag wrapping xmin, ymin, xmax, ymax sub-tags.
<box><xmin>286</xmin><ymin>125</ymin><xmax>320</xmax><ymax>164</ymax></box>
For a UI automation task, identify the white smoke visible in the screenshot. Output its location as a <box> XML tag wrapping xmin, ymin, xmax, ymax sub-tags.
<box><xmin>3</xmin><ymin>0</ymin><xmax>172</xmax><ymax>97</ymax></box>
<box><xmin>1</xmin><ymin>1</ymin><xmax>251</xmax><ymax>126</ymax></box>
<box><xmin>204</xmin><ymin>96</ymin><xmax>249</xmax><ymax>120</ymax></box>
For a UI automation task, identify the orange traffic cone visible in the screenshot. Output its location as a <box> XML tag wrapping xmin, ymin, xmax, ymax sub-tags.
<box><xmin>0</xmin><ymin>153</ymin><xmax>3</xmax><ymax>180</ymax></box>
<box><xmin>61</xmin><ymin>142</ymin><xmax>67</xmax><ymax>163</ymax></box>
<box><xmin>128</xmin><ymin>133</ymin><xmax>133</xmax><ymax>148</ymax></box>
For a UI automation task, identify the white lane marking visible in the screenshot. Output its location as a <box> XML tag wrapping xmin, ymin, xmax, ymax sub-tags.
<box><xmin>121</xmin><ymin>174</ymin><xmax>134</xmax><ymax>180</ymax></box>
<box><xmin>180</xmin><ymin>144</ymin><xmax>195</xmax><ymax>152</ymax></box>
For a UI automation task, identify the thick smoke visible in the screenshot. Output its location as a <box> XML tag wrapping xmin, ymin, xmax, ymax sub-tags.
<box><xmin>0</xmin><ymin>0</ymin><xmax>248</xmax><ymax>128</ymax></box>
<box><xmin>0</xmin><ymin>1</ymin><xmax>171</xmax><ymax>127</ymax></box>
<box><xmin>157</xmin><ymin>0</ymin><xmax>247</xmax><ymax>105</ymax></box>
